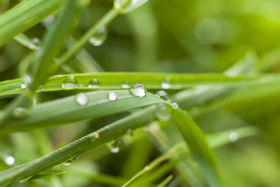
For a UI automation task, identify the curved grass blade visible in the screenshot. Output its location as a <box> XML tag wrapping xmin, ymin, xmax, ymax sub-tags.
<box><xmin>1</xmin><ymin>73</ymin><xmax>278</xmax><ymax>96</ymax></box>
<box><xmin>169</xmin><ymin>108</ymin><xmax>223</xmax><ymax>187</ymax></box>
<box><xmin>1</xmin><ymin>91</ymin><xmax>165</xmax><ymax>133</ymax></box>
<box><xmin>0</xmin><ymin>0</ymin><xmax>66</xmax><ymax>47</ymax></box>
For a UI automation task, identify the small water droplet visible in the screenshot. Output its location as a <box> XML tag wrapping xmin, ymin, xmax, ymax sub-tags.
<box><xmin>161</xmin><ymin>77</ymin><xmax>171</xmax><ymax>89</ymax></box>
<box><xmin>107</xmin><ymin>138</ymin><xmax>125</xmax><ymax>153</ymax></box>
<box><xmin>108</xmin><ymin>92</ymin><xmax>118</xmax><ymax>101</ymax></box>
<box><xmin>171</xmin><ymin>103</ymin><xmax>179</xmax><ymax>109</ymax></box>
<box><xmin>126</xmin><ymin>128</ymin><xmax>133</xmax><ymax>137</ymax></box>
<box><xmin>155</xmin><ymin>104</ymin><xmax>171</xmax><ymax>121</ymax></box>
<box><xmin>12</xmin><ymin>107</ymin><xmax>30</xmax><ymax>118</ymax></box>
<box><xmin>31</xmin><ymin>37</ymin><xmax>40</xmax><ymax>45</ymax></box>
<box><xmin>156</xmin><ymin>90</ymin><xmax>168</xmax><ymax>100</ymax></box>
<box><xmin>114</xmin><ymin>0</ymin><xmax>148</xmax><ymax>14</ymax></box>
<box><xmin>88</xmin><ymin>78</ymin><xmax>100</xmax><ymax>88</ymax></box>
<box><xmin>89</xmin><ymin>27</ymin><xmax>107</xmax><ymax>46</ymax></box>
<box><xmin>229</xmin><ymin>132</ymin><xmax>238</xmax><ymax>142</ymax></box>
<box><xmin>75</xmin><ymin>93</ymin><xmax>88</xmax><ymax>105</ymax></box>
<box><xmin>63</xmin><ymin>157</ymin><xmax>78</xmax><ymax>166</ymax></box>
<box><xmin>5</xmin><ymin>155</ymin><xmax>15</xmax><ymax>165</ymax></box>
<box><xmin>62</xmin><ymin>76</ymin><xmax>78</xmax><ymax>89</ymax></box>
<box><xmin>92</xmin><ymin>131</ymin><xmax>99</xmax><ymax>139</ymax></box>
<box><xmin>129</xmin><ymin>83</ymin><xmax>146</xmax><ymax>97</ymax></box>
<box><xmin>121</xmin><ymin>81</ymin><xmax>130</xmax><ymax>89</ymax></box>
<box><xmin>24</xmin><ymin>75</ymin><xmax>32</xmax><ymax>83</ymax></box>
<box><xmin>21</xmin><ymin>82</ymin><xmax>27</xmax><ymax>88</ymax></box>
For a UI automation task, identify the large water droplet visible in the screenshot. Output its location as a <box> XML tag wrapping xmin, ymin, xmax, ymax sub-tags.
<box><xmin>75</xmin><ymin>93</ymin><xmax>88</xmax><ymax>105</ymax></box>
<box><xmin>155</xmin><ymin>104</ymin><xmax>171</xmax><ymax>121</ymax></box>
<box><xmin>229</xmin><ymin>132</ymin><xmax>238</xmax><ymax>142</ymax></box>
<box><xmin>89</xmin><ymin>27</ymin><xmax>107</xmax><ymax>46</ymax></box>
<box><xmin>63</xmin><ymin>157</ymin><xmax>78</xmax><ymax>166</ymax></box>
<box><xmin>129</xmin><ymin>83</ymin><xmax>146</xmax><ymax>97</ymax></box>
<box><xmin>12</xmin><ymin>107</ymin><xmax>30</xmax><ymax>118</ymax></box>
<box><xmin>107</xmin><ymin>138</ymin><xmax>125</xmax><ymax>153</ymax></box>
<box><xmin>62</xmin><ymin>76</ymin><xmax>78</xmax><ymax>89</ymax></box>
<box><xmin>108</xmin><ymin>92</ymin><xmax>118</xmax><ymax>101</ymax></box>
<box><xmin>5</xmin><ymin>155</ymin><xmax>15</xmax><ymax>166</ymax></box>
<box><xmin>88</xmin><ymin>78</ymin><xmax>100</xmax><ymax>88</ymax></box>
<box><xmin>121</xmin><ymin>81</ymin><xmax>130</xmax><ymax>89</ymax></box>
<box><xmin>114</xmin><ymin>0</ymin><xmax>148</xmax><ymax>14</ymax></box>
<box><xmin>156</xmin><ymin>90</ymin><xmax>168</xmax><ymax>100</ymax></box>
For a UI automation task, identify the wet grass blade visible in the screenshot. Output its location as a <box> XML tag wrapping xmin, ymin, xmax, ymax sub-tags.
<box><xmin>1</xmin><ymin>73</ymin><xmax>279</xmax><ymax>96</ymax></box>
<box><xmin>1</xmin><ymin>91</ymin><xmax>165</xmax><ymax>133</ymax></box>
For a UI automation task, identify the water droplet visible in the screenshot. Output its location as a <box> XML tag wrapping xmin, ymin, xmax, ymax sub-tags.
<box><xmin>171</xmin><ymin>103</ymin><xmax>179</xmax><ymax>109</ymax></box>
<box><xmin>229</xmin><ymin>132</ymin><xmax>238</xmax><ymax>142</ymax></box>
<box><xmin>156</xmin><ymin>90</ymin><xmax>168</xmax><ymax>100</ymax></box>
<box><xmin>89</xmin><ymin>27</ymin><xmax>107</xmax><ymax>46</ymax></box>
<box><xmin>5</xmin><ymin>155</ymin><xmax>15</xmax><ymax>165</ymax></box>
<box><xmin>107</xmin><ymin>138</ymin><xmax>125</xmax><ymax>153</ymax></box>
<box><xmin>62</xmin><ymin>76</ymin><xmax>78</xmax><ymax>89</ymax></box>
<box><xmin>88</xmin><ymin>78</ymin><xmax>100</xmax><ymax>88</ymax></box>
<box><xmin>108</xmin><ymin>92</ymin><xmax>118</xmax><ymax>101</ymax></box>
<box><xmin>155</xmin><ymin>104</ymin><xmax>171</xmax><ymax>121</ymax></box>
<box><xmin>161</xmin><ymin>77</ymin><xmax>171</xmax><ymax>89</ymax></box>
<box><xmin>129</xmin><ymin>83</ymin><xmax>146</xmax><ymax>97</ymax></box>
<box><xmin>24</xmin><ymin>75</ymin><xmax>32</xmax><ymax>83</ymax></box>
<box><xmin>121</xmin><ymin>81</ymin><xmax>130</xmax><ymax>89</ymax></box>
<box><xmin>92</xmin><ymin>131</ymin><xmax>99</xmax><ymax>139</ymax></box>
<box><xmin>31</xmin><ymin>37</ymin><xmax>40</xmax><ymax>45</ymax></box>
<box><xmin>12</xmin><ymin>107</ymin><xmax>30</xmax><ymax>118</ymax></box>
<box><xmin>21</xmin><ymin>82</ymin><xmax>27</xmax><ymax>88</ymax></box>
<box><xmin>114</xmin><ymin>0</ymin><xmax>148</xmax><ymax>14</ymax></box>
<box><xmin>63</xmin><ymin>157</ymin><xmax>78</xmax><ymax>166</ymax></box>
<box><xmin>126</xmin><ymin>128</ymin><xmax>133</xmax><ymax>137</ymax></box>
<box><xmin>75</xmin><ymin>93</ymin><xmax>88</xmax><ymax>105</ymax></box>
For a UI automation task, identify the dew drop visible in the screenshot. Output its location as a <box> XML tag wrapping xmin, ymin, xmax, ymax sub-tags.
<box><xmin>126</xmin><ymin>128</ymin><xmax>133</xmax><ymax>137</ymax></box>
<box><xmin>114</xmin><ymin>0</ymin><xmax>148</xmax><ymax>14</ymax></box>
<box><xmin>108</xmin><ymin>92</ymin><xmax>118</xmax><ymax>101</ymax></box>
<box><xmin>171</xmin><ymin>103</ymin><xmax>179</xmax><ymax>109</ymax></box>
<box><xmin>156</xmin><ymin>90</ymin><xmax>168</xmax><ymax>100</ymax></box>
<box><xmin>107</xmin><ymin>138</ymin><xmax>125</xmax><ymax>153</ymax></box>
<box><xmin>155</xmin><ymin>103</ymin><xmax>171</xmax><ymax>121</ymax></box>
<box><xmin>89</xmin><ymin>27</ymin><xmax>107</xmax><ymax>46</ymax></box>
<box><xmin>161</xmin><ymin>77</ymin><xmax>171</xmax><ymax>89</ymax></box>
<box><xmin>229</xmin><ymin>132</ymin><xmax>238</xmax><ymax>142</ymax></box>
<box><xmin>5</xmin><ymin>155</ymin><xmax>15</xmax><ymax>166</ymax></box>
<box><xmin>63</xmin><ymin>157</ymin><xmax>78</xmax><ymax>166</ymax></box>
<box><xmin>75</xmin><ymin>93</ymin><xmax>88</xmax><ymax>105</ymax></box>
<box><xmin>62</xmin><ymin>76</ymin><xmax>78</xmax><ymax>89</ymax></box>
<box><xmin>121</xmin><ymin>81</ymin><xmax>130</xmax><ymax>89</ymax></box>
<box><xmin>12</xmin><ymin>107</ymin><xmax>30</xmax><ymax>118</ymax></box>
<box><xmin>88</xmin><ymin>78</ymin><xmax>100</xmax><ymax>88</ymax></box>
<box><xmin>129</xmin><ymin>83</ymin><xmax>146</xmax><ymax>97</ymax></box>
<box><xmin>92</xmin><ymin>131</ymin><xmax>99</xmax><ymax>139</ymax></box>
<box><xmin>21</xmin><ymin>82</ymin><xmax>27</xmax><ymax>88</ymax></box>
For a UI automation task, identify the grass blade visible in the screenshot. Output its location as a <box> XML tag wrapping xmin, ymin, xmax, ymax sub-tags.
<box><xmin>0</xmin><ymin>0</ymin><xmax>65</xmax><ymax>47</ymax></box>
<box><xmin>1</xmin><ymin>73</ymin><xmax>279</xmax><ymax>96</ymax></box>
<box><xmin>170</xmin><ymin>108</ymin><xmax>223</xmax><ymax>187</ymax></box>
<box><xmin>1</xmin><ymin>91</ymin><xmax>165</xmax><ymax>133</ymax></box>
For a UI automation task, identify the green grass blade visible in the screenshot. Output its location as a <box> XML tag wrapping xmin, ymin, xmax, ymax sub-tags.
<box><xmin>1</xmin><ymin>73</ymin><xmax>279</xmax><ymax>96</ymax></box>
<box><xmin>1</xmin><ymin>91</ymin><xmax>165</xmax><ymax>133</ymax></box>
<box><xmin>0</xmin><ymin>0</ymin><xmax>65</xmax><ymax>47</ymax></box>
<box><xmin>170</xmin><ymin>108</ymin><xmax>223</xmax><ymax>187</ymax></box>
<box><xmin>0</xmin><ymin>101</ymin><xmax>161</xmax><ymax>186</ymax></box>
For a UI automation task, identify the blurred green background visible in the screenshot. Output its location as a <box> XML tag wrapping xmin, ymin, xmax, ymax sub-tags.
<box><xmin>1</xmin><ymin>0</ymin><xmax>280</xmax><ymax>186</ymax></box>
